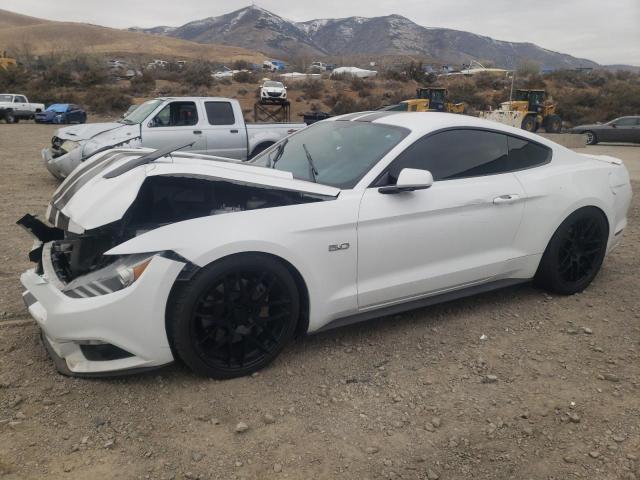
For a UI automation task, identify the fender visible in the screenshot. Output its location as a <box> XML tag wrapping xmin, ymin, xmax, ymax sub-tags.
<box><xmin>107</xmin><ymin>195</ymin><xmax>363</xmax><ymax>331</ymax></box>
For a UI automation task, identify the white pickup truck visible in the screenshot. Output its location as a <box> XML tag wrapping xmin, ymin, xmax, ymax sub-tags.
<box><xmin>43</xmin><ymin>97</ymin><xmax>306</xmax><ymax>179</ymax></box>
<box><xmin>0</xmin><ymin>94</ymin><xmax>45</xmax><ymax>123</ymax></box>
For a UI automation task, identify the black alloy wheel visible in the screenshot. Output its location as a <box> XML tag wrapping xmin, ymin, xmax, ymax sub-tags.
<box><xmin>535</xmin><ymin>208</ymin><xmax>608</xmax><ymax>295</ymax></box>
<box><xmin>169</xmin><ymin>255</ymin><xmax>300</xmax><ymax>378</ymax></box>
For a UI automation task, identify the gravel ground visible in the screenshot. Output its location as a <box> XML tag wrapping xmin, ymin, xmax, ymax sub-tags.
<box><xmin>0</xmin><ymin>122</ymin><xmax>639</xmax><ymax>480</ymax></box>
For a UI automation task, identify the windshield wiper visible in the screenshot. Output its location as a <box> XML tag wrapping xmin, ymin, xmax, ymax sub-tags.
<box><xmin>270</xmin><ymin>138</ymin><xmax>288</xmax><ymax>168</ymax></box>
<box><xmin>302</xmin><ymin>143</ymin><xmax>319</xmax><ymax>183</ymax></box>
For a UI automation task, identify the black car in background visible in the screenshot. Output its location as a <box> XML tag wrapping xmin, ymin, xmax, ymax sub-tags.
<box><xmin>571</xmin><ymin>116</ymin><xmax>640</xmax><ymax>145</ymax></box>
<box><xmin>35</xmin><ymin>104</ymin><xmax>87</xmax><ymax>124</ymax></box>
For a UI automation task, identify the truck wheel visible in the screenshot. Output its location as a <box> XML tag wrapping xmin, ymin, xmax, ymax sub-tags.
<box><xmin>544</xmin><ymin>115</ymin><xmax>562</xmax><ymax>133</ymax></box>
<box><xmin>521</xmin><ymin>115</ymin><xmax>536</xmax><ymax>132</ymax></box>
<box><xmin>5</xmin><ymin>111</ymin><xmax>16</xmax><ymax>123</ymax></box>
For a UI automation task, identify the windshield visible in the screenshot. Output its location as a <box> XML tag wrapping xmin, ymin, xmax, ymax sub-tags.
<box><xmin>0</xmin><ymin>94</ymin><xmax>12</xmax><ymax>102</ymax></box>
<box><xmin>249</xmin><ymin>121</ymin><xmax>408</xmax><ymax>189</ymax></box>
<box><xmin>119</xmin><ymin>99</ymin><xmax>163</xmax><ymax>125</ymax></box>
<box><xmin>263</xmin><ymin>81</ymin><xmax>284</xmax><ymax>88</ymax></box>
<box><xmin>46</xmin><ymin>104</ymin><xmax>68</xmax><ymax>113</ymax></box>
<box><xmin>431</xmin><ymin>90</ymin><xmax>445</xmax><ymax>103</ymax></box>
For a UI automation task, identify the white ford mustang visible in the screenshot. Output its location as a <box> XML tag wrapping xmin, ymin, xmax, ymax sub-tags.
<box><xmin>19</xmin><ymin>112</ymin><xmax>632</xmax><ymax>378</ymax></box>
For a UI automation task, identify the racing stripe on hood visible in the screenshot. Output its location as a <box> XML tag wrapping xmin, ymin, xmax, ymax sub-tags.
<box><xmin>52</xmin><ymin>152</ymin><xmax>137</xmax><ymax>209</ymax></box>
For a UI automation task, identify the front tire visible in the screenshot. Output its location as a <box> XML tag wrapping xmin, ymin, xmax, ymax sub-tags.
<box><xmin>168</xmin><ymin>254</ymin><xmax>300</xmax><ymax>378</ymax></box>
<box><xmin>534</xmin><ymin>207</ymin><xmax>608</xmax><ymax>295</ymax></box>
<box><xmin>521</xmin><ymin>115</ymin><xmax>536</xmax><ymax>132</ymax></box>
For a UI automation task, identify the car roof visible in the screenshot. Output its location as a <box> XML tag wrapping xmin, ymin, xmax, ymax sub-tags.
<box><xmin>328</xmin><ymin>111</ymin><xmax>559</xmax><ymax>147</ymax></box>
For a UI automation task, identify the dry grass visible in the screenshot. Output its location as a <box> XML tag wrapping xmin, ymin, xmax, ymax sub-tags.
<box><xmin>0</xmin><ymin>9</ymin><xmax>263</xmax><ymax>63</ymax></box>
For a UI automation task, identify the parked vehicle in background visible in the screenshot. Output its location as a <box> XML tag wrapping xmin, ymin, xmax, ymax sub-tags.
<box><xmin>309</xmin><ymin>61</ymin><xmax>328</xmax><ymax>72</ymax></box>
<box><xmin>35</xmin><ymin>104</ymin><xmax>87</xmax><ymax>124</ymax></box>
<box><xmin>43</xmin><ymin>97</ymin><xmax>306</xmax><ymax>179</ymax></box>
<box><xmin>19</xmin><ymin>112</ymin><xmax>632</xmax><ymax>378</ymax></box>
<box><xmin>570</xmin><ymin>116</ymin><xmax>640</xmax><ymax>145</ymax></box>
<box><xmin>259</xmin><ymin>80</ymin><xmax>287</xmax><ymax>104</ymax></box>
<box><xmin>0</xmin><ymin>94</ymin><xmax>45</xmax><ymax>123</ymax></box>
<box><xmin>263</xmin><ymin>60</ymin><xmax>285</xmax><ymax>72</ymax></box>
<box><xmin>480</xmin><ymin>89</ymin><xmax>562</xmax><ymax>133</ymax></box>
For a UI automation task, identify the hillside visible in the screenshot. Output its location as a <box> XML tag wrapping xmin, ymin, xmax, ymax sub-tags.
<box><xmin>133</xmin><ymin>6</ymin><xmax>599</xmax><ymax>69</ymax></box>
<box><xmin>0</xmin><ymin>9</ymin><xmax>263</xmax><ymax>63</ymax></box>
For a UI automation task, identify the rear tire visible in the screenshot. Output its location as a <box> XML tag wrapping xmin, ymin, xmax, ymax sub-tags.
<box><xmin>585</xmin><ymin>131</ymin><xmax>598</xmax><ymax>145</ymax></box>
<box><xmin>534</xmin><ymin>207</ymin><xmax>608</xmax><ymax>295</ymax></box>
<box><xmin>168</xmin><ymin>254</ymin><xmax>300</xmax><ymax>379</ymax></box>
<box><xmin>521</xmin><ymin>115</ymin><xmax>536</xmax><ymax>132</ymax></box>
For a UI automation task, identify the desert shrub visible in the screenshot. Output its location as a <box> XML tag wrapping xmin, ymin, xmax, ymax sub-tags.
<box><xmin>231</xmin><ymin>60</ymin><xmax>252</xmax><ymax>71</ymax></box>
<box><xmin>382</xmin><ymin>69</ymin><xmax>406</xmax><ymax>81</ymax></box>
<box><xmin>218</xmin><ymin>78</ymin><xmax>232</xmax><ymax>86</ymax></box>
<box><xmin>233</xmin><ymin>71</ymin><xmax>258</xmax><ymax>83</ymax></box>
<box><xmin>350</xmin><ymin>77</ymin><xmax>373</xmax><ymax>92</ymax></box>
<box><xmin>183</xmin><ymin>62</ymin><xmax>212</xmax><ymax>88</ymax></box>
<box><xmin>78</xmin><ymin>65</ymin><xmax>110</xmax><ymax>87</ymax></box>
<box><xmin>0</xmin><ymin>65</ymin><xmax>28</xmax><ymax>90</ymax></box>
<box><xmin>237</xmin><ymin>88</ymin><xmax>249</xmax><ymax>96</ymax></box>
<box><xmin>38</xmin><ymin>64</ymin><xmax>73</xmax><ymax>87</ymax></box>
<box><xmin>325</xmin><ymin>93</ymin><xmax>358</xmax><ymax>114</ymax></box>
<box><xmin>84</xmin><ymin>86</ymin><xmax>132</xmax><ymax>113</ymax></box>
<box><xmin>446</xmin><ymin>78</ymin><xmax>487</xmax><ymax>110</ymax></box>
<box><xmin>129</xmin><ymin>71</ymin><xmax>156</xmax><ymax>94</ymax></box>
<box><xmin>300</xmin><ymin>79</ymin><xmax>324</xmax><ymax>99</ymax></box>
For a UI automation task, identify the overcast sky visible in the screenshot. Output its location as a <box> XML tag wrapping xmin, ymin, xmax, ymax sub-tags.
<box><xmin>1</xmin><ymin>0</ymin><xmax>638</xmax><ymax>65</ymax></box>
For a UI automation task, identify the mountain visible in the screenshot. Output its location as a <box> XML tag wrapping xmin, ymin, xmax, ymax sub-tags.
<box><xmin>0</xmin><ymin>9</ymin><xmax>262</xmax><ymax>63</ymax></box>
<box><xmin>132</xmin><ymin>6</ymin><xmax>324</xmax><ymax>58</ymax></box>
<box><xmin>133</xmin><ymin>6</ymin><xmax>599</xmax><ymax>69</ymax></box>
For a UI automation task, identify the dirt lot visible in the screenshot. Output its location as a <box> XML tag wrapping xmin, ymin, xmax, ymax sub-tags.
<box><xmin>0</xmin><ymin>122</ymin><xmax>639</xmax><ymax>480</ymax></box>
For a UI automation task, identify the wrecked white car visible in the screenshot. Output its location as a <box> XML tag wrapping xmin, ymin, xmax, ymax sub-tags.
<box><xmin>20</xmin><ymin>112</ymin><xmax>631</xmax><ymax>379</ymax></box>
<box><xmin>43</xmin><ymin>97</ymin><xmax>305</xmax><ymax>179</ymax></box>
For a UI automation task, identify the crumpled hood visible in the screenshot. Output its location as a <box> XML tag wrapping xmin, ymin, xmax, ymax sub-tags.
<box><xmin>46</xmin><ymin>148</ymin><xmax>340</xmax><ymax>233</ymax></box>
<box><xmin>55</xmin><ymin>122</ymin><xmax>141</xmax><ymax>158</ymax></box>
<box><xmin>56</xmin><ymin>122</ymin><xmax>126</xmax><ymax>140</ymax></box>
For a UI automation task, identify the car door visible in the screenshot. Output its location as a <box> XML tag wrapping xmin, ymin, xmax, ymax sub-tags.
<box><xmin>202</xmin><ymin>101</ymin><xmax>247</xmax><ymax>159</ymax></box>
<box><xmin>13</xmin><ymin>96</ymin><xmax>27</xmax><ymax>116</ymax></box>
<box><xmin>357</xmin><ymin>129</ymin><xmax>526</xmax><ymax>309</ymax></box>
<box><xmin>608</xmin><ymin>117</ymin><xmax>636</xmax><ymax>142</ymax></box>
<box><xmin>141</xmin><ymin>100</ymin><xmax>207</xmax><ymax>153</ymax></box>
<box><xmin>66</xmin><ymin>105</ymin><xmax>79</xmax><ymax>123</ymax></box>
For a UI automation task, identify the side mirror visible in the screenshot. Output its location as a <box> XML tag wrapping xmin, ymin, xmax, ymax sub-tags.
<box><xmin>378</xmin><ymin>168</ymin><xmax>434</xmax><ymax>194</ymax></box>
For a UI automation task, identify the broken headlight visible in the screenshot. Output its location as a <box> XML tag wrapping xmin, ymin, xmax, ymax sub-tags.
<box><xmin>62</xmin><ymin>253</ymin><xmax>155</xmax><ymax>298</ymax></box>
<box><xmin>60</xmin><ymin>140</ymin><xmax>80</xmax><ymax>153</ymax></box>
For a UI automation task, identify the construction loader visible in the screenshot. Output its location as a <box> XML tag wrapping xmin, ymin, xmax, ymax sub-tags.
<box><xmin>480</xmin><ymin>89</ymin><xmax>562</xmax><ymax>133</ymax></box>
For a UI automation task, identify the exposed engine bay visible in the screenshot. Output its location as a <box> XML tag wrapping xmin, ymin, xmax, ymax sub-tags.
<box><xmin>19</xmin><ymin>176</ymin><xmax>327</xmax><ymax>284</ymax></box>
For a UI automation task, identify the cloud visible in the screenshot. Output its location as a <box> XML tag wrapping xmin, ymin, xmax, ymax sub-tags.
<box><xmin>0</xmin><ymin>0</ymin><xmax>638</xmax><ymax>64</ymax></box>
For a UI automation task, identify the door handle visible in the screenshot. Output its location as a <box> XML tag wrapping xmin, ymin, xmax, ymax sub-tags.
<box><xmin>230</xmin><ymin>129</ymin><xmax>239</xmax><ymax>133</ymax></box>
<box><xmin>193</xmin><ymin>130</ymin><xmax>202</xmax><ymax>134</ymax></box>
<box><xmin>493</xmin><ymin>194</ymin><xmax>521</xmax><ymax>205</ymax></box>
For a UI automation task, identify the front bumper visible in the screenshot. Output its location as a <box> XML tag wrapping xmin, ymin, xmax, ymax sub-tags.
<box><xmin>42</xmin><ymin>147</ymin><xmax>82</xmax><ymax>180</ymax></box>
<box><xmin>20</xmin><ymin>254</ymin><xmax>184</xmax><ymax>376</ymax></box>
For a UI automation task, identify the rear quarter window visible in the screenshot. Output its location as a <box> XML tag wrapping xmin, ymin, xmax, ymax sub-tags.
<box><xmin>205</xmin><ymin>102</ymin><xmax>236</xmax><ymax>125</ymax></box>
<box><xmin>506</xmin><ymin>136</ymin><xmax>552</xmax><ymax>170</ymax></box>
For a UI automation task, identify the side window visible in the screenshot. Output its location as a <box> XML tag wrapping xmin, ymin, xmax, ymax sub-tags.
<box><xmin>205</xmin><ymin>102</ymin><xmax>235</xmax><ymax>125</ymax></box>
<box><xmin>388</xmin><ymin>129</ymin><xmax>509</xmax><ymax>182</ymax></box>
<box><xmin>613</xmin><ymin>117</ymin><xmax>636</xmax><ymax>126</ymax></box>
<box><xmin>506</xmin><ymin>137</ymin><xmax>551</xmax><ymax>170</ymax></box>
<box><xmin>151</xmin><ymin>101</ymin><xmax>198</xmax><ymax>127</ymax></box>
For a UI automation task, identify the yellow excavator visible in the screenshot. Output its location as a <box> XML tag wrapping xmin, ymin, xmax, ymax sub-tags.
<box><xmin>0</xmin><ymin>51</ymin><xmax>16</xmax><ymax>70</ymax></box>
<box><xmin>381</xmin><ymin>88</ymin><xmax>465</xmax><ymax>113</ymax></box>
<box><xmin>480</xmin><ymin>89</ymin><xmax>562</xmax><ymax>133</ymax></box>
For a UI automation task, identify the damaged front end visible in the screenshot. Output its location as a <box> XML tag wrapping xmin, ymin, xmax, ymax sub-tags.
<box><xmin>19</xmin><ymin>154</ymin><xmax>335</xmax><ymax>376</ymax></box>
